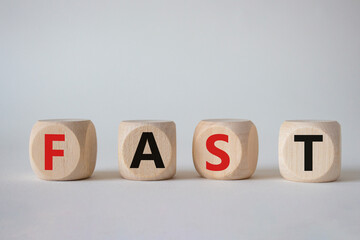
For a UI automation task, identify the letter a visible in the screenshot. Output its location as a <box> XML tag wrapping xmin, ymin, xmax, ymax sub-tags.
<box><xmin>130</xmin><ymin>132</ymin><xmax>165</xmax><ymax>168</ymax></box>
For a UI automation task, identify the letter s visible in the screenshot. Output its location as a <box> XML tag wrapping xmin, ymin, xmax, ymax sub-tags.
<box><xmin>206</xmin><ymin>134</ymin><xmax>230</xmax><ymax>171</ymax></box>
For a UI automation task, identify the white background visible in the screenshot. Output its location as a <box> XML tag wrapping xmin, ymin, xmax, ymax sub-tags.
<box><xmin>1</xmin><ymin>1</ymin><xmax>360</xmax><ymax>239</ymax></box>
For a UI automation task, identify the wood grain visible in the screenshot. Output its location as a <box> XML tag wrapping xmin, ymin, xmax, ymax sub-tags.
<box><xmin>192</xmin><ymin>119</ymin><xmax>258</xmax><ymax>180</ymax></box>
<box><xmin>29</xmin><ymin>119</ymin><xmax>97</xmax><ymax>181</ymax></box>
<box><xmin>278</xmin><ymin>120</ymin><xmax>341</xmax><ymax>182</ymax></box>
<box><xmin>118</xmin><ymin>120</ymin><xmax>176</xmax><ymax>180</ymax></box>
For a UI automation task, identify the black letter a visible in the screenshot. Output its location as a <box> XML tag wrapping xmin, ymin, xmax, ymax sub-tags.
<box><xmin>130</xmin><ymin>132</ymin><xmax>165</xmax><ymax>168</ymax></box>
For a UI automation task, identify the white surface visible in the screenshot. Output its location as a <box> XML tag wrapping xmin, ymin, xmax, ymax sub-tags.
<box><xmin>1</xmin><ymin>151</ymin><xmax>360</xmax><ymax>240</ymax></box>
<box><xmin>1</xmin><ymin>0</ymin><xmax>360</xmax><ymax>239</ymax></box>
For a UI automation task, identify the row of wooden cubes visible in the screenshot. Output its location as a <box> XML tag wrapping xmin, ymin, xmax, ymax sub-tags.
<box><xmin>29</xmin><ymin>119</ymin><xmax>341</xmax><ymax>183</ymax></box>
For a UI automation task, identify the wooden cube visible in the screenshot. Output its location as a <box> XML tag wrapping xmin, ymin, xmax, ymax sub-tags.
<box><xmin>279</xmin><ymin>120</ymin><xmax>341</xmax><ymax>183</ymax></box>
<box><xmin>192</xmin><ymin>119</ymin><xmax>258</xmax><ymax>180</ymax></box>
<box><xmin>118</xmin><ymin>120</ymin><xmax>176</xmax><ymax>180</ymax></box>
<box><xmin>29</xmin><ymin>119</ymin><xmax>97</xmax><ymax>181</ymax></box>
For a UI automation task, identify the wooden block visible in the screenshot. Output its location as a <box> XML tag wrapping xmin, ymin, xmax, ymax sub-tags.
<box><xmin>29</xmin><ymin>119</ymin><xmax>97</xmax><ymax>181</ymax></box>
<box><xmin>118</xmin><ymin>120</ymin><xmax>176</xmax><ymax>180</ymax></box>
<box><xmin>279</xmin><ymin>120</ymin><xmax>341</xmax><ymax>183</ymax></box>
<box><xmin>192</xmin><ymin>119</ymin><xmax>258</xmax><ymax>180</ymax></box>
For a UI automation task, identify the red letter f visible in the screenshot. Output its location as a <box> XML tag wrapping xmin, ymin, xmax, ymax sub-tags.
<box><xmin>45</xmin><ymin>134</ymin><xmax>65</xmax><ymax>170</ymax></box>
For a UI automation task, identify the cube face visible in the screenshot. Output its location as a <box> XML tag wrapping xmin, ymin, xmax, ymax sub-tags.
<box><xmin>192</xmin><ymin>119</ymin><xmax>258</xmax><ymax>180</ymax></box>
<box><xmin>29</xmin><ymin>120</ymin><xmax>97</xmax><ymax>181</ymax></box>
<box><xmin>278</xmin><ymin>120</ymin><xmax>341</xmax><ymax>183</ymax></box>
<box><xmin>118</xmin><ymin>120</ymin><xmax>176</xmax><ymax>180</ymax></box>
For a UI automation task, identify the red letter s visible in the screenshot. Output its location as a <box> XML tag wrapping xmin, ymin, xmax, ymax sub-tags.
<box><xmin>206</xmin><ymin>134</ymin><xmax>230</xmax><ymax>171</ymax></box>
